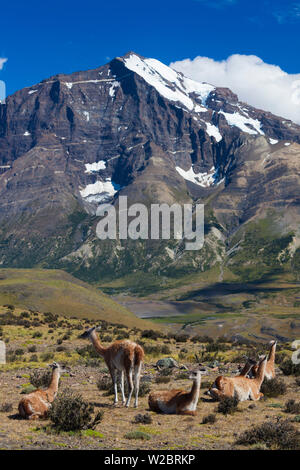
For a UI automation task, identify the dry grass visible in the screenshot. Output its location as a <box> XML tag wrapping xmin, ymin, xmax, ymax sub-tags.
<box><xmin>0</xmin><ymin>305</ymin><xmax>299</xmax><ymax>450</ymax></box>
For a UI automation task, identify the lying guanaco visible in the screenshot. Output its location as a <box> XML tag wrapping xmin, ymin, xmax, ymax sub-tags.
<box><xmin>208</xmin><ymin>356</ymin><xmax>267</xmax><ymax>402</ymax></box>
<box><xmin>18</xmin><ymin>362</ymin><xmax>66</xmax><ymax>420</ymax></box>
<box><xmin>250</xmin><ymin>340</ymin><xmax>277</xmax><ymax>380</ymax></box>
<box><xmin>148</xmin><ymin>369</ymin><xmax>206</xmax><ymax>416</ymax></box>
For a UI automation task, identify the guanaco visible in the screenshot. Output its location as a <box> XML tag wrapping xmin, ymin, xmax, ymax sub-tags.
<box><xmin>208</xmin><ymin>356</ymin><xmax>267</xmax><ymax>402</ymax></box>
<box><xmin>148</xmin><ymin>369</ymin><xmax>206</xmax><ymax>415</ymax></box>
<box><xmin>80</xmin><ymin>326</ymin><xmax>144</xmax><ymax>407</ymax></box>
<box><xmin>250</xmin><ymin>340</ymin><xmax>277</xmax><ymax>380</ymax></box>
<box><xmin>18</xmin><ymin>362</ymin><xmax>66</xmax><ymax>420</ymax></box>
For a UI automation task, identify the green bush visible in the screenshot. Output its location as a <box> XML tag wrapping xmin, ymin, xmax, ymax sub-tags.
<box><xmin>155</xmin><ymin>376</ymin><xmax>171</xmax><ymax>384</ymax></box>
<box><xmin>280</xmin><ymin>360</ymin><xmax>300</xmax><ymax>376</ymax></box>
<box><xmin>133</xmin><ymin>413</ymin><xmax>153</xmax><ymax>424</ymax></box>
<box><xmin>260</xmin><ymin>378</ymin><xmax>287</xmax><ymax>398</ymax></box>
<box><xmin>125</xmin><ymin>431</ymin><xmax>151</xmax><ymax>440</ymax></box>
<box><xmin>202</xmin><ymin>414</ymin><xmax>216</xmax><ymax>424</ymax></box>
<box><xmin>217</xmin><ymin>396</ymin><xmax>239</xmax><ymax>415</ymax></box>
<box><xmin>284</xmin><ymin>399</ymin><xmax>300</xmax><ymax>414</ymax></box>
<box><xmin>30</xmin><ymin>369</ymin><xmax>52</xmax><ymax>389</ymax></box>
<box><xmin>236</xmin><ymin>419</ymin><xmax>300</xmax><ymax>450</ymax></box>
<box><xmin>49</xmin><ymin>388</ymin><xmax>102</xmax><ymax>432</ymax></box>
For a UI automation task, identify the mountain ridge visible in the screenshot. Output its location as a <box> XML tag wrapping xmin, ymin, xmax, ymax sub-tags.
<box><xmin>0</xmin><ymin>52</ymin><xmax>299</xmax><ymax>287</ymax></box>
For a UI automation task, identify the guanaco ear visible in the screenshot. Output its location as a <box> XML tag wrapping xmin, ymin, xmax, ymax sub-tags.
<box><xmin>95</xmin><ymin>325</ymin><xmax>102</xmax><ymax>332</ymax></box>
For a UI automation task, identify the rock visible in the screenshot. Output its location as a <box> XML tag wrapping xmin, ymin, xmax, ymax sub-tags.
<box><xmin>156</xmin><ymin>358</ymin><xmax>179</xmax><ymax>369</ymax></box>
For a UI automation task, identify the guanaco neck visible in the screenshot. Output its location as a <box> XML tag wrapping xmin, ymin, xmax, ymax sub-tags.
<box><xmin>253</xmin><ymin>360</ymin><xmax>267</xmax><ymax>386</ymax></box>
<box><xmin>47</xmin><ymin>368</ymin><xmax>60</xmax><ymax>395</ymax></box>
<box><xmin>238</xmin><ymin>361</ymin><xmax>254</xmax><ymax>377</ymax></box>
<box><xmin>189</xmin><ymin>376</ymin><xmax>201</xmax><ymax>400</ymax></box>
<box><xmin>268</xmin><ymin>342</ymin><xmax>276</xmax><ymax>364</ymax></box>
<box><xmin>89</xmin><ymin>330</ymin><xmax>106</xmax><ymax>357</ymax></box>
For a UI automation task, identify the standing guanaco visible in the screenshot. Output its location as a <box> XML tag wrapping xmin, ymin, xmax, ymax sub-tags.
<box><xmin>80</xmin><ymin>326</ymin><xmax>144</xmax><ymax>407</ymax></box>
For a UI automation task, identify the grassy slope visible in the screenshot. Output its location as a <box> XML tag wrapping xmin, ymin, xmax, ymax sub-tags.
<box><xmin>0</xmin><ymin>268</ymin><xmax>156</xmax><ymax>330</ymax></box>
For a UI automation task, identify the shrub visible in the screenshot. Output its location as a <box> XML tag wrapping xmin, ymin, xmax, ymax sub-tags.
<box><xmin>133</xmin><ymin>413</ymin><xmax>153</xmax><ymax>424</ymax></box>
<box><xmin>33</xmin><ymin>331</ymin><xmax>42</xmax><ymax>338</ymax></box>
<box><xmin>141</xmin><ymin>330</ymin><xmax>160</xmax><ymax>340</ymax></box>
<box><xmin>30</xmin><ymin>369</ymin><xmax>52</xmax><ymax>389</ymax></box>
<box><xmin>296</xmin><ymin>377</ymin><xmax>300</xmax><ymax>387</ymax></box>
<box><xmin>116</xmin><ymin>331</ymin><xmax>130</xmax><ymax>340</ymax></box>
<box><xmin>161</xmin><ymin>345</ymin><xmax>171</xmax><ymax>354</ymax></box>
<box><xmin>40</xmin><ymin>352</ymin><xmax>54</xmax><ymax>362</ymax></box>
<box><xmin>155</xmin><ymin>376</ymin><xmax>171</xmax><ymax>384</ymax></box>
<box><xmin>217</xmin><ymin>396</ymin><xmax>239</xmax><ymax>415</ymax></box>
<box><xmin>20</xmin><ymin>312</ymin><xmax>30</xmax><ymax>318</ymax></box>
<box><xmin>284</xmin><ymin>399</ymin><xmax>300</xmax><ymax>414</ymax></box>
<box><xmin>28</xmin><ymin>345</ymin><xmax>37</xmax><ymax>353</ymax></box>
<box><xmin>201</xmin><ymin>414</ymin><xmax>216</xmax><ymax>424</ymax></box>
<box><xmin>260</xmin><ymin>378</ymin><xmax>287</xmax><ymax>398</ymax></box>
<box><xmin>76</xmin><ymin>345</ymin><xmax>99</xmax><ymax>358</ymax></box>
<box><xmin>236</xmin><ymin>419</ymin><xmax>300</xmax><ymax>450</ymax></box>
<box><xmin>15</xmin><ymin>349</ymin><xmax>24</xmax><ymax>356</ymax></box>
<box><xmin>174</xmin><ymin>334</ymin><xmax>189</xmax><ymax>343</ymax></box>
<box><xmin>280</xmin><ymin>360</ymin><xmax>300</xmax><ymax>376</ymax></box>
<box><xmin>125</xmin><ymin>431</ymin><xmax>151</xmax><ymax>440</ymax></box>
<box><xmin>175</xmin><ymin>372</ymin><xmax>189</xmax><ymax>380</ymax></box>
<box><xmin>29</xmin><ymin>354</ymin><xmax>38</xmax><ymax>362</ymax></box>
<box><xmin>0</xmin><ymin>402</ymin><xmax>13</xmax><ymax>412</ymax></box>
<box><xmin>102</xmin><ymin>335</ymin><xmax>113</xmax><ymax>343</ymax></box>
<box><xmin>49</xmin><ymin>389</ymin><xmax>102</xmax><ymax>431</ymax></box>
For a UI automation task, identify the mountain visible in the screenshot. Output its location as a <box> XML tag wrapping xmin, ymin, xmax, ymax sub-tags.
<box><xmin>0</xmin><ymin>52</ymin><xmax>299</xmax><ymax>288</ymax></box>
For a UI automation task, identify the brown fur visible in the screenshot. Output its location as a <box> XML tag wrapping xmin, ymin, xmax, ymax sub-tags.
<box><xmin>251</xmin><ymin>341</ymin><xmax>276</xmax><ymax>380</ymax></box>
<box><xmin>148</xmin><ymin>371</ymin><xmax>202</xmax><ymax>415</ymax></box>
<box><xmin>209</xmin><ymin>356</ymin><xmax>267</xmax><ymax>402</ymax></box>
<box><xmin>83</xmin><ymin>328</ymin><xmax>144</xmax><ymax>407</ymax></box>
<box><xmin>18</xmin><ymin>363</ymin><xmax>62</xmax><ymax>420</ymax></box>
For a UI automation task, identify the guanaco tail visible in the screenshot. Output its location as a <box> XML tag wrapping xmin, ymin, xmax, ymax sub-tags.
<box><xmin>148</xmin><ymin>369</ymin><xmax>206</xmax><ymax>415</ymax></box>
<box><xmin>80</xmin><ymin>326</ymin><xmax>144</xmax><ymax>408</ymax></box>
<box><xmin>208</xmin><ymin>356</ymin><xmax>267</xmax><ymax>402</ymax></box>
<box><xmin>18</xmin><ymin>362</ymin><xmax>67</xmax><ymax>420</ymax></box>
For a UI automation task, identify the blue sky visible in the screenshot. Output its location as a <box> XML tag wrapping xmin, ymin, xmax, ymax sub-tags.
<box><xmin>0</xmin><ymin>0</ymin><xmax>300</xmax><ymax>97</ymax></box>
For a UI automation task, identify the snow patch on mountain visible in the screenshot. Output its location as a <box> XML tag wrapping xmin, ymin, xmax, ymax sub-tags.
<box><xmin>175</xmin><ymin>165</ymin><xmax>218</xmax><ymax>187</ymax></box>
<box><xmin>205</xmin><ymin>122</ymin><xmax>222</xmax><ymax>142</ymax></box>
<box><xmin>124</xmin><ymin>54</ymin><xmax>215</xmax><ymax>112</ymax></box>
<box><xmin>220</xmin><ymin>111</ymin><xmax>264</xmax><ymax>136</ymax></box>
<box><xmin>79</xmin><ymin>179</ymin><xmax>121</xmax><ymax>203</ymax></box>
<box><xmin>84</xmin><ymin>160</ymin><xmax>106</xmax><ymax>173</ymax></box>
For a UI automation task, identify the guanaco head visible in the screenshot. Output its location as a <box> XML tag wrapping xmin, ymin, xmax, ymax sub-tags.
<box><xmin>189</xmin><ymin>368</ymin><xmax>207</xmax><ymax>381</ymax></box>
<box><xmin>48</xmin><ymin>362</ymin><xmax>69</xmax><ymax>374</ymax></box>
<box><xmin>79</xmin><ymin>326</ymin><xmax>101</xmax><ymax>339</ymax></box>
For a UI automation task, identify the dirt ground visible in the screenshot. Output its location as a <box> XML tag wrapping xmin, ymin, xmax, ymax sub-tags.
<box><xmin>0</xmin><ymin>364</ymin><xmax>299</xmax><ymax>450</ymax></box>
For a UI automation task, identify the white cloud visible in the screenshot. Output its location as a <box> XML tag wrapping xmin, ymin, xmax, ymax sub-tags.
<box><xmin>170</xmin><ymin>54</ymin><xmax>300</xmax><ymax>124</ymax></box>
<box><xmin>0</xmin><ymin>58</ymin><xmax>7</xmax><ymax>70</ymax></box>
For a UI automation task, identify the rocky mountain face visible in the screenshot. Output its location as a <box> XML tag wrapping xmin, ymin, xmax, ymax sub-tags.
<box><xmin>0</xmin><ymin>52</ymin><xmax>299</xmax><ymax>285</ymax></box>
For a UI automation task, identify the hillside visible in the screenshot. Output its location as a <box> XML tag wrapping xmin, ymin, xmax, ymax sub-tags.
<box><xmin>0</xmin><ymin>268</ymin><xmax>155</xmax><ymax>329</ymax></box>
